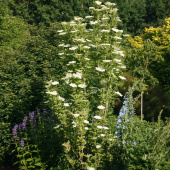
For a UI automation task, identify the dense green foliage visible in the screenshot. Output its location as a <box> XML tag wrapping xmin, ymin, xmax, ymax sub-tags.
<box><xmin>124</xmin><ymin>18</ymin><xmax>170</xmax><ymax>120</ymax></box>
<box><xmin>6</xmin><ymin>0</ymin><xmax>170</xmax><ymax>35</ymax></box>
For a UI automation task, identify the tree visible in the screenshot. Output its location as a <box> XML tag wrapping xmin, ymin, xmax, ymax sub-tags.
<box><xmin>124</xmin><ymin>17</ymin><xmax>170</xmax><ymax>120</ymax></box>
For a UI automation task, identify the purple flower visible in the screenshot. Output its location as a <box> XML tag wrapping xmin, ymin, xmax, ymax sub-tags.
<box><xmin>29</xmin><ymin>112</ymin><xmax>36</xmax><ymax>126</ymax></box>
<box><xmin>22</xmin><ymin>116</ymin><xmax>27</xmax><ymax>129</ymax></box>
<box><xmin>12</xmin><ymin>124</ymin><xmax>18</xmax><ymax>136</ymax></box>
<box><xmin>91</xmin><ymin>118</ymin><xmax>95</xmax><ymax>122</ymax></box>
<box><xmin>133</xmin><ymin>142</ymin><xmax>137</xmax><ymax>145</ymax></box>
<box><xmin>20</xmin><ymin>139</ymin><xmax>24</xmax><ymax>150</ymax></box>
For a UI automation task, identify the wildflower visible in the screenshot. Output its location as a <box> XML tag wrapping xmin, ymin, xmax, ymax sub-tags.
<box><xmin>12</xmin><ymin>124</ymin><xmax>18</xmax><ymax>137</ymax></box>
<box><xmin>74</xmin><ymin>16</ymin><xmax>83</xmax><ymax>20</ymax></box>
<box><xmin>64</xmin><ymin>103</ymin><xmax>70</xmax><ymax>107</ymax></box>
<box><xmin>84</xmin><ymin>58</ymin><xmax>90</xmax><ymax>60</ymax></box>
<box><xmin>103</xmin><ymin>60</ymin><xmax>112</xmax><ymax>62</ymax></box>
<box><xmin>73</xmin><ymin>124</ymin><xmax>77</xmax><ymax>128</ymax></box>
<box><xmin>65</xmin><ymin>73</ymin><xmax>72</xmax><ymax>79</ymax></box>
<box><xmin>102</xmin><ymin>17</ymin><xmax>109</xmax><ymax>20</ymax></box>
<box><xmin>86</xmin><ymin>39</ymin><xmax>92</xmax><ymax>42</ymax></box>
<box><xmin>99</xmin><ymin>43</ymin><xmax>110</xmax><ymax>46</ymax></box>
<box><xmin>83</xmin><ymin>120</ymin><xmax>89</xmax><ymax>124</ymax></box>
<box><xmin>87</xmin><ymin>167</ymin><xmax>95</xmax><ymax>170</ymax></box>
<box><xmin>70</xmin><ymin>83</ymin><xmax>77</xmax><ymax>87</ymax></box>
<box><xmin>59</xmin><ymin>32</ymin><xmax>67</xmax><ymax>35</ymax></box>
<box><xmin>96</xmin><ymin>145</ymin><xmax>101</xmax><ymax>149</ymax></box>
<box><xmin>71</xmin><ymin>30</ymin><xmax>78</xmax><ymax>33</ymax></box>
<box><xmin>114</xmin><ymin>58</ymin><xmax>121</xmax><ymax>63</ymax></box>
<box><xmin>100</xmin><ymin>24</ymin><xmax>107</xmax><ymax>26</ymax></box>
<box><xmin>95</xmin><ymin>1</ymin><xmax>102</xmax><ymax>5</ymax></box>
<box><xmin>85</xmin><ymin>16</ymin><xmax>94</xmax><ymax>19</ymax></box>
<box><xmin>54</xmin><ymin>125</ymin><xmax>60</xmax><ymax>129</ymax></box>
<box><xmin>90</xmin><ymin>21</ymin><xmax>98</xmax><ymax>25</ymax></box>
<box><xmin>103</xmin><ymin>126</ymin><xmax>109</xmax><ymax>130</ymax></box>
<box><xmin>96</xmin><ymin>67</ymin><xmax>105</xmax><ymax>72</ymax></box>
<box><xmin>133</xmin><ymin>142</ymin><xmax>137</xmax><ymax>145</ymax></box>
<box><xmin>58</xmin><ymin>96</ymin><xmax>65</xmax><ymax>101</ymax></box>
<box><xmin>119</xmin><ymin>76</ymin><xmax>126</xmax><ymax>80</ymax></box>
<box><xmin>69</xmin><ymin>46</ymin><xmax>78</xmax><ymax>50</ymax></box>
<box><xmin>94</xmin><ymin>115</ymin><xmax>102</xmax><ymax>119</ymax></box>
<box><xmin>101</xmin><ymin>29</ymin><xmax>110</xmax><ymax>33</ymax></box>
<box><xmin>105</xmin><ymin>2</ymin><xmax>116</xmax><ymax>6</ymax></box>
<box><xmin>112</xmin><ymin>28</ymin><xmax>123</xmax><ymax>33</ymax></box>
<box><xmin>115</xmin><ymin>91</ymin><xmax>123</xmax><ymax>97</ymax></box>
<box><xmin>78</xmin><ymin>84</ymin><xmax>86</xmax><ymax>88</ymax></box>
<box><xmin>73</xmin><ymin>114</ymin><xmax>80</xmax><ymax>117</ymax></box>
<box><xmin>48</xmin><ymin>91</ymin><xmax>58</xmax><ymax>95</ymax></box>
<box><xmin>21</xmin><ymin>117</ymin><xmax>27</xmax><ymax>130</ymax></box>
<box><xmin>68</xmin><ymin>61</ymin><xmax>76</xmax><ymax>64</ymax></box>
<box><xmin>57</xmin><ymin>30</ymin><xmax>63</xmax><ymax>33</ymax></box>
<box><xmin>20</xmin><ymin>139</ymin><xmax>24</xmax><ymax>150</ymax></box>
<box><xmin>59</xmin><ymin>44</ymin><xmax>65</xmax><ymax>47</ymax></box>
<box><xmin>97</xmin><ymin>105</ymin><xmax>105</xmax><ymax>109</ymax></box>
<box><xmin>97</xmin><ymin>126</ymin><xmax>103</xmax><ymax>129</ymax></box>
<box><xmin>73</xmin><ymin>72</ymin><xmax>82</xmax><ymax>79</ymax></box>
<box><xmin>51</xmin><ymin>81</ymin><xmax>59</xmax><ymax>85</ymax></box>
<box><xmin>85</xmin><ymin>127</ymin><xmax>89</xmax><ymax>130</ymax></box>
<box><xmin>89</xmin><ymin>44</ymin><xmax>96</xmax><ymax>47</ymax></box>
<box><xmin>114</xmin><ymin>36</ymin><xmax>122</xmax><ymax>40</ymax></box>
<box><xmin>58</xmin><ymin>53</ymin><xmax>64</xmax><ymax>55</ymax></box>
<box><xmin>84</xmin><ymin>46</ymin><xmax>90</xmax><ymax>49</ymax></box>
<box><xmin>100</xmin><ymin>134</ymin><xmax>105</xmax><ymax>137</ymax></box>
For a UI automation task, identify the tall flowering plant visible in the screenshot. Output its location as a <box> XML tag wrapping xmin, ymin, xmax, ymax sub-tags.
<box><xmin>45</xmin><ymin>1</ymin><xmax>127</xmax><ymax>169</ymax></box>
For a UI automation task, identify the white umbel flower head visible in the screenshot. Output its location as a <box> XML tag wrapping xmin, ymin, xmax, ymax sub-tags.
<box><xmin>64</xmin><ymin>103</ymin><xmax>70</xmax><ymax>107</ymax></box>
<box><xmin>59</xmin><ymin>32</ymin><xmax>67</xmax><ymax>35</ymax></box>
<box><xmin>87</xmin><ymin>167</ymin><xmax>95</xmax><ymax>170</ymax></box>
<box><xmin>96</xmin><ymin>67</ymin><xmax>105</xmax><ymax>72</ymax></box>
<box><xmin>119</xmin><ymin>76</ymin><xmax>126</xmax><ymax>80</ymax></box>
<box><xmin>69</xmin><ymin>46</ymin><xmax>78</xmax><ymax>50</ymax></box>
<box><xmin>97</xmin><ymin>105</ymin><xmax>105</xmax><ymax>109</ymax></box>
<box><xmin>70</xmin><ymin>83</ymin><xmax>77</xmax><ymax>88</ymax></box>
<box><xmin>96</xmin><ymin>145</ymin><xmax>101</xmax><ymax>149</ymax></box>
<box><xmin>69</xmin><ymin>61</ymin><xmax>76</xmax><ymax>64</ymax></box>
<box><xmin>46</xmin><ymin>91</ymin><xmax>58</xmax><ymax>95</ymax></box>
<box><xmin>78</xmin><ymin>84</ymin><xmax>86</xmax><ymax>88</ymax></box>
<box><xmin>90</xmin><ymin>21</ymin><xmax>98</xmax><ymax>25</ymax></box>
<box><xmin>83</xmin><ymin>120</ymin><xmax>89</xmax><ymax>124</ymax></box>
<box><xmin>105</xmin><ymin>2</ymin><xmax>116</xmax><ymax>6</ymax></box>
<box><xmin>58</xmin><ymin>96</ymin><xmax>65</xmax><ymax>101</ymax></box>
<box><xmin>74</xmin><ymin>16</ymin><xmax>83</xmax><ymax>20</ymax></box>
<box><xmin>103</xmin><ymin>126</ymin><xmax>109</xmax><ymax>130</ymax></box>
<box><xmin>95</xmin><ymin>1</ymin><xmax>102</xmax><ymax>5</ymax></box>
<box><xmin>114</xmin><ymin>36</ymin><xmax>122</xmax><ymax>40</ymax></box>
<box><xmin>85</xmin><ymin>16</ymin><xmax>94</xmax><ymax>19</ymax></box>
<box><xmin>85</xmin><ymin>127</ymin><xmax>89</xmax><ymax>130</ymax></box>
<box><xmin>73</xmin><ymin>72</ymin><xmax>82</xmax><ymax>79</ymax></box>
<box><xmin>103</xmin><ymin>60</ymin><xmax>112</xmax><ymax>62</ymax></box>
<box><xmin>57</xmin><ymin>30</ymin><xmax>63</xmax><ymax>33</ymax></box>
<box><xmin>97</xmin><ymin>126</ymin><xmax>103</xmax><ymax>129</ymax></box>
<box><xmin>94</xmin><ymin>115</ymin><xmax>102</xmax><ymax>119</ymax></box>
<box><xmin>100</xmin><ymin>134</ymin><xmax>105</xmax><ymax>137</ymax></box>
<box><xmin>115</xmin><ymin>91</ymin><xmax>123</xmax><ymax>97</ymax></box>
<box><xmin>51</xmin><ymin>81</ymin><xmax>59</xmax><ymax>85</ymax></box>
<box><xmin>73</xmin><ymin>114</ymin><xmax>80</xmax><ymax>117</ymax></box>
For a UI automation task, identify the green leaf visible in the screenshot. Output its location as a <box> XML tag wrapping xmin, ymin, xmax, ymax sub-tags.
<box><xmin>35</xmin><ymin>162</ymin><xmax>42</xmax><ymax>166</ymax></box>
<box><xmin>26</xmin><ymin>158</ymin><xmax>33</xmax><ymax>162</ymax></box>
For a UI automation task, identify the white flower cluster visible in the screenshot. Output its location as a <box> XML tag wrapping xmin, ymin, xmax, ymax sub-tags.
<box><xmin>96</xmin><ymin>67</ymin><xmax>105</xmax><ymax>72</ymax></box>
